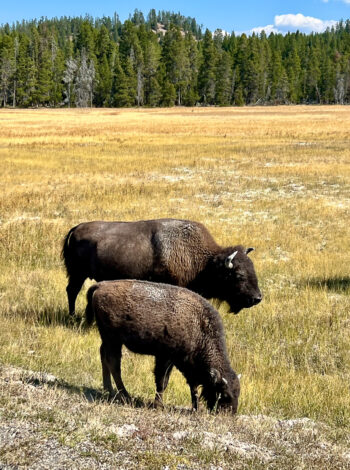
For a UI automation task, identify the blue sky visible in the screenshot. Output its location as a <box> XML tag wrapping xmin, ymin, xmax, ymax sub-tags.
<box><xmin>1</xmin><ymin>0</ymin><xmax>350</xmax><ymax>34</ymax></box>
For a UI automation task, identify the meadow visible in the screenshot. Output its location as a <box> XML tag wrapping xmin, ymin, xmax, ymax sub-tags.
<box><xmin>0</xmin><ymin>106</ymin><xmax>349</xmax><ymax>468</ymax></box>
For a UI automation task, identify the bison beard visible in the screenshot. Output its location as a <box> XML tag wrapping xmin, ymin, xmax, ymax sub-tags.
<box><xmin>62</xmin><ymin>218</ymin><xmax>262</xmax><ymax>315</ymax></box>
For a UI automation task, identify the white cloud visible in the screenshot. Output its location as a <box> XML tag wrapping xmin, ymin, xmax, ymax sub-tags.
<box><xmin>274</xmin><ymin>13</ymin><xmax>337</xmax><ymax>32</ymax></box>
<box><xmin>250</xmin><ymin>24</ymin><xmax>281</xmax><ymax>35</ymax></box>
<box><xmin>242</xmin><ymin>13</ymin><xmax>337</xmax><ymax>35</ymax></box>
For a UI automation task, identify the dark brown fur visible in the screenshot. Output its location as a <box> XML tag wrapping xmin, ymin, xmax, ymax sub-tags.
<box><xmin>86</xmin><ymin>280</ymin><xmax>240</xmax><ymax>412</ymax></box>
<box><xmin>63</xmin><ymin>218</ymin><xmax>262</xmax><ymax>315</ymax></box>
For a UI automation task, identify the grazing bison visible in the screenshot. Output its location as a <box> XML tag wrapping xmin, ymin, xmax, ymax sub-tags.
<box><xmin>85</xmin><ymin>280</ymin><xmax>241</xmax><ymax>412</ymax></box>
<box><xmin>62</xmin><ymin>218</ymin><xmax>262</xmax><ymax>315</ymax></box>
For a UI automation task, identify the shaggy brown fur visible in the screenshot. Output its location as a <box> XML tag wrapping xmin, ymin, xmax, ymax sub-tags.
<box><xmin>63</xmin><ymin>218</ymin><xmax>262</xmax><ymax>315</ymax></box>
<box><xmin>86</xmin><ymin>280</ymin><xmax>240</xmax><ymax>413</ymax></box>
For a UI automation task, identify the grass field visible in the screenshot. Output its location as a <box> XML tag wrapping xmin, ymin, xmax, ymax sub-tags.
<box><xmin>0</xmin><ymin>106</ymin><xmax>349</xmax><ymax>468</ymax></box>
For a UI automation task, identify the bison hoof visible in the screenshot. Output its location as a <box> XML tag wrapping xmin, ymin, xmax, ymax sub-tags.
<box><xmin>104</xmin><ymin>390</ymin><xmax>131</xmax><ymax>404</ymax></box>
<box><xmin>117</xmin><ymin>392</ymin><xmax>132</xmax><ymax>405</ymax></box>
<box><xmin>152</xmin><ymin>398</ymin><xmax>164</xmax><ymax>409</ymax></box>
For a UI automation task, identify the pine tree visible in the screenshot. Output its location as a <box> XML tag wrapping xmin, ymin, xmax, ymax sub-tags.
<box><xmin>275</xmin><ymin>68</ymin><xmax>289</xmax><ymax>103</ymax></box>
<box><xmin>96</xmin><ymin>25</ymin><xmax>112</xmax><ymax>59</ymax></box>
<box><xmin>76</xmin><ymin>20</ymin><xmax>95</xmax><ymax>57</ymax></box>
<box><xmin>36</xmin><ymin>48</ymin><xmax>53</xmax><ymax>105</ymax></box>
<box><xmin>232</xmin><ymin>33</ymin><xmax>249</xmax><ymax>104</ymax></box>
<box><xmin>0</xmin><ymin>37</ymin><xmax>14</xmax><ymax>106</ymax></box>
<box><xmin>50</xmin><ymin>40</ymin><xmax>65</xmax><ymax>106</ymax></box>
<box><xmin>112</xmin><ymin>48</ymin><xmax>132</xmax><ymax>107</ymax></box>
<box><xmin>148</xmin><ymin>75</ymin><xmax>162</xmax><ymax>106</ymax></box>
<box><xmin>198</xmin><ymin>29</ymin><xmax>216</xmax><ymax>104</ymax></box>
<box><xmin>162</xmin><ymin>80</ymin><xmax>176</xmax><ymax>106</ymax></box>
<box><xmin>320</xmin><ymin>55</ymin><xmax>335</xmax><ymax>103</ymax></box>
<box><xmin>15</xmin><ymin>33</ymin><xmax>37</xmax><ymax>107</ymax></box>
<box><xmin>215</xmin><ymin>50</ymin><xmax>232</xmax><ymax>105</ymax></box>
<box><xmin>244</xmin><ymin>38</ymin><xmax>260</xmax><ymax>104</ymax></box>
<box><xmin>141</xmin><ymin>34</ymin><xmax>161</xmax><ymax>106</ymax></box>
<box><xmin>24</xmin><ymin>57</ymin><xmax>37</xmax><ymax>107</ymax></box>
<box><xmin>147</xmin><ymin>9</ymin><xmax>157</xmax><ymax>31</ymax></box>
<box><xmin>111</xmin><ymin>13</ymin><xmax>121</xmax><ymax>42</ymax></box>
<box><xmin>182</xmin><ymin>32</ymin><xmax>199</xmax><ymax>106</ymax></box>
<box><xmin>118</xmin><ymin>21</ymin><xmax>142</xmax><ymax>105</ymax></box>
<box><xmin>305</xmin><ymin>46</ymin><xmax>321</xmax><ymax>102</ymax></box>
<box><xmin>95</xmin><ymin>53</ymin><xmax>112</xmax><ymax>106</ymax></box>
<box><xmin>30</xmin><ymin>26</ymin><xmax>40</xmax><ymax>69</ymax></box>
<box><xmin>160</xmin><ymin>26</ymin><xmax>190</xmax><ymax>105</ymax></box>
<box><xmin>94</xmin><ymin>26</ymin><xmax>113</xmax><ymax>106</ymax></box>
<box><xmin>234</xmin><ymin>86</ymin><xmax>244</xmax><ymax>106</ymax></box>
<box><xmin>12</xmin><ymin>36</ymin><xmax>19</xmax><ymax>107</ymax></box>
<box><xmin>269</xmin><ymin>49</ymin><xmax>282</xmax><ymax>102</ymax></box>
<box><xmin>285</xmin><ymin>45</ymin><xmax>302</xmax><ymax>103</ymax></box>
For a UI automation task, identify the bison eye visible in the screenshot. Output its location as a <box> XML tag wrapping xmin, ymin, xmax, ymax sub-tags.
<box><xmin>235</xmin><ymin>272</ymin><xmax>245</xmax><ymax>281</ymax></box>
<box><xmin>220</xmin><ymin>392</ymin><xmax>234</xmax><ymax>405</ymax></box>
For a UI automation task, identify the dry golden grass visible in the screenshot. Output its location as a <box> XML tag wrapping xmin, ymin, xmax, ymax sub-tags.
<box><xmin>0</xmin><ymin>107</ymin><xmax>349</xmax><ymax>449</ymax></box>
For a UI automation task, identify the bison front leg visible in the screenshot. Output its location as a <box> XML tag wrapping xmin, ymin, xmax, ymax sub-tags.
<box><xmin>190</xmin><ymin>385</ymin><xmax>199</xmax><ymax>411</ymax></box>
<box><xmin>153</xmin><ymin>357</ymin><xmax>173</xmax><ymax>408</ymax></box>
<box><xmin>101</xmin><ymin>342</ymin><xmax>131</xmax><ymax>403</ymax></box>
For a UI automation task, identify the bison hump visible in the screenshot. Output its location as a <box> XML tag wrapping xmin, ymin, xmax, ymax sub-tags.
<box><xmin>152</xmin><ymin>221</ymin><xmax>213</xmax><ymax>283</ymax></box>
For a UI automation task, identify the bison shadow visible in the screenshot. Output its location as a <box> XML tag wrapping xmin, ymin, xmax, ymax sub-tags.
<box><xmin>26</xmin><ymin>374</ymin><xmax>102</xmax><ymax>402</ymax></box>
<box><xmin>303</xmin><ymin>276</ymin><xmax>350</xmax><ymax>292</ymax></box>
<box><xmin>26</xmin><ymin>374</ymin><xmax>194</xmax><ymax>414</ymax></box>
<box><xmin>23</xmin><ymin>305</ymin><xmax>89</xmax><ymax>330</ymax></box>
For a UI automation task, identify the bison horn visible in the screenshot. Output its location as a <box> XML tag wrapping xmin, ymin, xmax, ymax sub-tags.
<box><xmin>237</xmin><ymin>373</ymin><xmax>242</xmax><ymax>380</ymax></box>
<box><xmin>246</xmin><ymin>247</ymin><xmax>254</xmax><ymax>255</ymax></box>
<box><xmin>222</xmin><ymin>377</ymin><xmax>228</xmax><ymax>386</ymax></box>
<box><xmin>225</xmin><ymin>251</ymin><xmax>238</xmax><ymax>268</ymax></box>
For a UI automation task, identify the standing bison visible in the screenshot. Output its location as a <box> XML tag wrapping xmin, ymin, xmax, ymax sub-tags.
<box><xmin>85</xmin><ymin>280</ymin><xmax>241</xmax><ymax>412</ymax></box>
<box><xmin>62</xmin><ymin>218</ymin><xmax>262</xmax><ymax>315</ymax></box>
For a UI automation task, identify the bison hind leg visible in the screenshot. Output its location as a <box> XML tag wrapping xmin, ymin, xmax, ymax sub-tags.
<box><xmin>101</xmin><ymin>342</ymin><xmax>131</xmax><ymax>404</ymax></box>
<box><xmin>100</xmin><ymin>344</ymin><xmax>113</xmax><ymax>397</ymax></box>
<box><xmin>66</xmin><ymin>275</ymin><xmax>86</xmax><ymax>316</ymax></box>
<box><xmin>153</xmin><ymin>357</ymin><xmax>174</xmax><ymax>408</ymax></box>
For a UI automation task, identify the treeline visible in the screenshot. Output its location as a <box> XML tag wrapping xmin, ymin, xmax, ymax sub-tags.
<box><xmin>1</xmin><ymin>10</ymin><xmax>350</xmax><ymax>107</ymax></box>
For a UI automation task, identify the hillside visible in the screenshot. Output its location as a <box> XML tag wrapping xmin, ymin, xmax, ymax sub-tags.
<box><xmin>1</xmin><ymin>11</ymin><xmax>350</xmax><ymax>107</ymax></box>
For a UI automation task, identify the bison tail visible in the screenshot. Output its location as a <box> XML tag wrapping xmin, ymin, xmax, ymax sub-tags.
<box><xmin>61</xmin><ymin>225</ymin><xmax>78</xmax><ymax>275</ymax></box>
<box><xmin>85</xmin><ymin>284</ymin><xmax>99</xmax><ymax>326</ymax></box>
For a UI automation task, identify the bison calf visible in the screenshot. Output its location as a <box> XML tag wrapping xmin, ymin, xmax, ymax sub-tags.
<box><xmin>86</xmin><ymin>280</ymin><xmax>240</xmax><ymax>413</ymax></box>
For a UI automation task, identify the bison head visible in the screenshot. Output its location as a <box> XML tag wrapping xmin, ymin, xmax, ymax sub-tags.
<box><xmin>203</xmin><ymin>368</ymin><xmax>240</xmax><ymax>413</ymax></box>
<box><xmin>212</xmin><ymin>245</ymin><xmax>262</xmax><ymax>314</ymax></box>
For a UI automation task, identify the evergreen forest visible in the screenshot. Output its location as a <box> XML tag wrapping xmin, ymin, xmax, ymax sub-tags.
<box><xmin>1</xmin><ymin>9</ymin><xmax>350</xmax><ymax>107</ymax></box>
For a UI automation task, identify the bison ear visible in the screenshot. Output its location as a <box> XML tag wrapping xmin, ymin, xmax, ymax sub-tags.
<box><xmin>209</xmin><ymin>368</ymin><xmax>221</xmax><ymax>384</ymax></box>
<box><xmin>246</xmin><ymin>247</ymin><xmax>254</xmax><ymax>255</ymax></box>
<box><xmin>225</xmin><ymin>251</ymin><xmax>238</xmax><ymax>269</ymax></box>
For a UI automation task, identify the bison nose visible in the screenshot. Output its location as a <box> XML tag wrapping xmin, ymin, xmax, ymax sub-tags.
<box><xmin>252</xmin><ymin>294</ymin><xmax>262</xmax><ymax>305</ymax></box>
